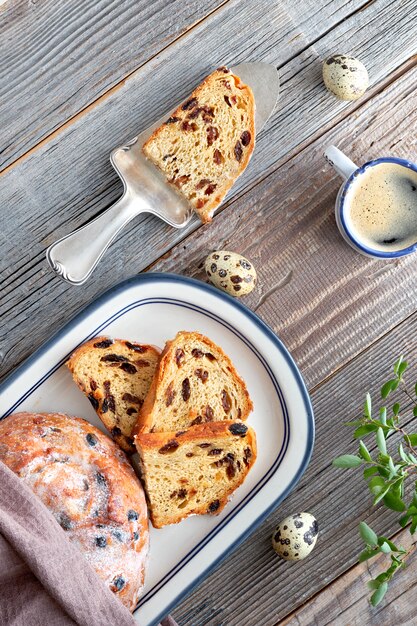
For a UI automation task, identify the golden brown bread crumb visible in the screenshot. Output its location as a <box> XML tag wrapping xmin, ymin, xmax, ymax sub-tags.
<box><xmin>136</xmin><ymin>420</ymin><xmax>257</xmax><ymax>527</ymax></box>
<box><xmin>133</xmin><ymin>330</ymin><xmax>253</xmax><ymax>435</ymax></box>
<box><xmin>142</xmin><ymin>67</ymin><xmax>255</xmax><ymax>223</ymax></box>
<box><xmin>67</xmin><ymin>336</ymin><xmax>159</xmax><ymax>453</ymax></box>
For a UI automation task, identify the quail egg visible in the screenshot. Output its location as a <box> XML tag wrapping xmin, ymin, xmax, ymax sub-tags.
<box><xmin>204</xmin><ymin>250</ymin><xmax>257</xmax><ymax>297</ymax></box>
<box><xmin>323</xmin><ymin>54</ymin><xmax>369</xmax><ymax>101</ymax></box>
<box><xmin>272</xmin><ymin>512</ymin><xmax>318</xmax><ymax>561</ymax></box>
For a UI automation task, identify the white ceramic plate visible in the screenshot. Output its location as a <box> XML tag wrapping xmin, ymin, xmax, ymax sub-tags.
<box><xmin>0</xmin><ymin>273</ymin><xmax>314</xmax><ymax>625</ymax></box>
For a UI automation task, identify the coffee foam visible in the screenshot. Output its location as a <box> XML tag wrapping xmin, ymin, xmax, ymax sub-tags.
<box><xmin>345</xmin><ymin>162</ymin><xmax>417</xmax><ymax>252</ymax></box>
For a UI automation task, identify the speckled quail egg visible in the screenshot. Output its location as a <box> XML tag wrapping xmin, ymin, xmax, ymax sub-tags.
<box><xmin>204</xmin><ymin>250</ymin><xmax>257</xmax><ymax>297</ymax></box>
<box><xmin>272</xmin><ymin>512</ymin><xmax>318</xmax><ymax>561</ymax></box>
<box><xmin>323</xmin><ymin>54</ymin><xmax>369</xmax><ymax>101</ymax></box>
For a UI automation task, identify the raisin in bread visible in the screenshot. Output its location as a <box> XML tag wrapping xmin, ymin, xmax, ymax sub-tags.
<box><xmin>67</xmin><ymin>337</ymin><xmax>159</xmax><ymax>453</ymax></box>
<box><xmin>142</xmin><ymin>66</ymin><xmax>255</xmax><ymax>223</ymax></box>
<box><xmin>0</xmin><ymin>412</ymin><xmax>149</xmax><ymax>611</ymax></box>
<box><xmin>135</xmin><ymin>421</ymin><xmax>256</xmax><ymax>528</ymax></box>
<box><xmin>133</xmin><ymin>331</ymin><xmax>253</xmax><ymax>435</ymax></box>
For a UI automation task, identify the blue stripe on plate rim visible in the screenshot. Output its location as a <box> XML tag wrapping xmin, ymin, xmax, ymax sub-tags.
<box><xmin>0</xmin><ymin>273</ymin><xmax>314</xmax><ymax>626</ymax></box>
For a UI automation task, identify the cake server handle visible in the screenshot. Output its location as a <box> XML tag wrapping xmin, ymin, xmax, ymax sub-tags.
<box><xmin>46</xmin><ymin>192</ymin><xmax>143</xmax><ymax>286</ymax></box>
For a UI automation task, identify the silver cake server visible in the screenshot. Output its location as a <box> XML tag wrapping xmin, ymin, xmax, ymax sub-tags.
<box><xmin>46</xmin><ymin>63</ymin><xmax>280</xmax><ymax>285</ymax></box>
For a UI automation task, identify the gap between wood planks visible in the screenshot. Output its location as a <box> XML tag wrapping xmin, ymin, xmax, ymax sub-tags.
<box><xmin>171</xmin><ymin>314</ymin><xmax>417</xmax><ymax>625</ymax></box>
<box><xmin>278</xmin><ymin>527</ymin><xmax>416</xmax><ymax>625</ymax></box>
<box><xmin>0</xmin><ymin>0</ymin><xmax>232</xmax><ymax>177</ymax></box>
<box><xmin>145</xmin><ymin>52</ymin><xmax>417</xmax><ymax>277</ymax></box>
<box><xmin>0</xmin><ymin>0</ymin><xmax>375</xmax><ymax>179</ymax></box>
<box><xmin>1</xmin><ymin>53</ymin><xmax>413</xmax><ymax>379</ymax></box>
<box><xmin>273</xmin><ymin>312</ymin><xmax>417</xmax><ymax>624</ymax></box>
<box><xmin>306</xmin><ymin>306</ymin><xmax>417</xmax><ymax>398</ymax></box>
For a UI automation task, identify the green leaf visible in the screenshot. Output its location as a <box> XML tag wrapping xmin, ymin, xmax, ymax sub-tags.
<box><xmin>376</xmin><ymin>428</ymin><xmax>387</xmax><ymax>454</ymax></box>
<box><xmin>380</xmin><ymin>542</ymin><xmax>391</xmax><ymax>554</ymax></box>
<box><xmin>359</xmin><ymin>547</ymin><xmax>380</xmax><ymax>562</ymax></box>
<box><xmin>364</xmin><ymin>467</ymin><xmax>377</xmax><ymax>480</ymax></box>
<box><xmin>369</xmin><ymin>476</ymin><xmax>386</xmax><ymax>495</ymax></box>
<box><xmin>375</xmin><ymin>572</ymin><xmax>389</xmax><ymax>584</ymax></box>
<box><xmin>415</xmin><ymin>382</ymin><xmax>417</xmax><ymax>397</ymax></box>
<box><xmin>380</xmin><ymin>407</ymin><xmax>387</xmax><ymax>425</ymax></box>
<box><xmin>371</xmin><ymin>582</ymin><xmax>388</xmax><ymax>606</ymax></box>
<box><xmin>373</xmin><ymin>482</ymin><xmax>391</xmax><ymax>505</ymax></box>
<box><xmin>345</xmin><ymin>420</ymin><xmax>364</xmax><ymax>427</ymax></box>
<box><xmin>381</xmin><ymin>380</ymin><xmax>396</xmax><ymax>399</ymax></box>
<box><xmin>377</xmin><ymin>465</ymin><xmax>390</xmax><ymax>479</ymax></box>
<box><xmin>397</xmin><ymin>360</ymin><xmax>408</xmax><ymax>377</ymax></box>
<box><xmin>410</xmin><ymin>515</ymin><xmax>417</xmax><ymax>534</ymax></box>
<box><xmin>393</xmin><ymin>356</ymin><xmax>404</xmax><ymax>376</ymax></box>
<box><xmin>354</xmin><ymin>424</ymin><xmax>378</xmax><ymax>438</ymax></box>
<box><xmin>359</xmin><ymin>440</ymin><xmax>372</xmax><ymax>462</ymax></box>
<box><xmin>378</xmin><ymin>454</ymin><xmax>391</xmax><ymax>465</ymax></box>
<box><xmin>407</xmin><ymin>434</ymin><xmax>417</xmax><ymax>446</ymax></box>
<box><xmin>399</xmin><ymin>443</ymin><xmax>409</xmax><ymax>463</ymax></box>
<box><xmin>413</xmin><ymin>406</ymin><xmax>417</xmax><ymax>417</ymax></box>
<box><xmin>379</xmin><ymin>537</ymin><xmax>399</xmax><ymax>551</ymax></box>
<box><xmin>367</xmin><ymin>579</ymin><xmax>381</xmax><ymax>590</ymax></box>
<box><xmin>364</xmin><ymin>393</ymin><xmax>372</xmax><ymax>418</ymax></box>
<box><xmin>388</xmin><ymin>456</ymin><xmax>397</xmax><ymax>478</ymax></box>
<box><xmin>393</xmin><ymin>402</ymin><xmax>400</xmax><ymax>416</ymax></box>
<box><xmin>383</xmin><ymin>490</ymin><xmax>406</xmax><ymax>512</ymax></box>
<box><xmin>333</xmin><ymin>455</ymin><xmax>363</xmax><ymax>469</ymax></box>
<box><xmin>359</xmin><ymin>521</ymin><xmax>378</xmax><ymax>546</ymax></box>
<box><xmin>399</xmin><ymin>514</ymin><xmax>410</xmax><ymax>528</ymax></box>
<box><xmin>409</xmin><ymin>453</ymin><xmax>417</xmax><ymax>465</ymax></box>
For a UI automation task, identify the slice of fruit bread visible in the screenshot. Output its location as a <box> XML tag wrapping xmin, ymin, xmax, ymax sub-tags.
<box><xmin>133</xmin><ymin>331</ymin><xmax>253</xmax><ymax>435</ymax></box>
<box><xmin>135</xmin><ymin>421</ymin><xmax>257</xmax><ymax>527</ymax></box>
<box><xmin>67</xmin><ymin>336</ymin><xmax>159</xmax><ymax>453</ymax></box>
<box><xmin>142</xmin><ymin>66</ymin><xmax>255</xmax><ymax>223</ymax></box>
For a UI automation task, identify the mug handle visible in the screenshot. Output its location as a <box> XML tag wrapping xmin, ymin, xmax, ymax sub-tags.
<box><xmin>324</xmin><ymin>146</ymin><xmax>358</xmax><ymax>180</ymax></box>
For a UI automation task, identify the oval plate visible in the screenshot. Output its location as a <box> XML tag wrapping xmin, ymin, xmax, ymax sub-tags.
<box><xmin>0</xmin><ymin>273</ymin><xmax>314</xmax><ymax>626</ymax></box>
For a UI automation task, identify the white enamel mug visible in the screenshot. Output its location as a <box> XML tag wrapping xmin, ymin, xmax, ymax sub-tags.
<box><xmin>324</xmin><ymin>145</ymin><xmax>417</xmax><ymax>259</ymax></box>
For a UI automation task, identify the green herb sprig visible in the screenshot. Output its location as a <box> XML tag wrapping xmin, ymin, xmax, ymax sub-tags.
<box><xmin>333</xmin><ymin>356</ymin><xmax>417</xmax><ymax>606</ymax></box>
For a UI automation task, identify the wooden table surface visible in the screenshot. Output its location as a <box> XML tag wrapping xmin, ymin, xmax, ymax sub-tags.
<box><xmin>1</xmin><ymin>1</ymin><xmax>417</xmax><ymax>624</ymax></box>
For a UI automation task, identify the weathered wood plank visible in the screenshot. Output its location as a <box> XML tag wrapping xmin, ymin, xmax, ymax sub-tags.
<box><xmin>1</xmin><ymin>0</ymin><xmax>416</xmax><ymax>383</ymax></box>
<box><xmin>172</xmin><ymin>311</ymin><xmax>417</xmax><ymax>625</ymax></box>
<box><xmin>0</xmin><ymin>0</ymin><xmax>225</xmax><ymax>169</ymax></box>
<box><xmin>281</xmin><ymin>529</ymin><xmax>416</xmax><ymax>626</ymax></box>
<box><xmin>1</xmin><ymin>0</ymin><xmax>367</xmax><ymax>170</ymax></box>
<box><xmin>127</xmin><ymin>63</ymin><xmax>417</xmax><ymax>391</ymax></box>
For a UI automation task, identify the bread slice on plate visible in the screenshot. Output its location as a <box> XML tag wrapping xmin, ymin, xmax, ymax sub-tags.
<box><xmin>135</xmin><ymin>421</ymin><xmax>257</xmax><ymax>528</ymax></box>
<box><xmin>133</xmin><ymin>331</ymin><xmax>253</xmax><ymax>435</ymax></box>
<box><xmin>67</xmin><ymin>337</ymin><xmax>159</xmax><ymax>453</ymax></box>
<box><xmin>142</xmin><ymin>66</ymin><xmax>255</xmax><ymax>223</ymax></box>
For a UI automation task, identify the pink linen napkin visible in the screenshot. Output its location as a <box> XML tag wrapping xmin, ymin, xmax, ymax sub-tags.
<box><xmin>0</xmin><ymin>460</ymin><xmax>177</xmax><ymax>626</ymax></box>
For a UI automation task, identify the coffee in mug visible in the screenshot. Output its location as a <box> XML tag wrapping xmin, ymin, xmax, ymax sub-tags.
<box><xmin>345</xmin><ymin>162</ymin><xmax>417</xmax><ymax>252</ymax></box>
<box><xmin>325</xmin><ymin>146</ymin><xmax>417</xmax><ymax>259</ymax></box>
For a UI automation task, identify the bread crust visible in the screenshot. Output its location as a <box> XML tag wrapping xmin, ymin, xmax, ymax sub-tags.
<box><xmin>0</xmin><ymin>412</ymin><xmax>149</xmax><ymax>611</ymax></box>
<box><xmin>142</xmin><ymin>67</ymin><xmax>256</xmax><ymax>223</ymax></box>
<box><xmin>67</xmin><ymin>336</ymin><xmax>160</xmax><ymax>453</ymax></box>
<box><xmin>133</xmin><ymin>330</ymin><xmax>253</xmax><ymax>435</ymax></box>
<box><xmin>136</xmin><ymin>421</ymin><xmax>257</xmax><ymax>528</ymax></box>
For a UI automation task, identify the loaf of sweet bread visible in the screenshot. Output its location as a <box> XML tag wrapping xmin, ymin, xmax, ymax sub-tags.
<box><xmin>133</xmin><ymin>331</ymin><xmax>253</xmax><ymax>435</ymax></box>
<box><xmin>67</xmin><ymin>337</ymin><xmax>159</xmax><ymax>453</ymax></box>
<box><xmin>142</xmin><ymin>66</ymin><xmax>255</xmax><ymax>223</ymax></box>
<box><xmin>135</xmin><ymin>420</ymin><xmax>257</xmax><ymax>527</ymax></box>
<box><xmin>0</xmin><ymin>412</ymin><xmax>149</xmax><ymax>612</ymax></box>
